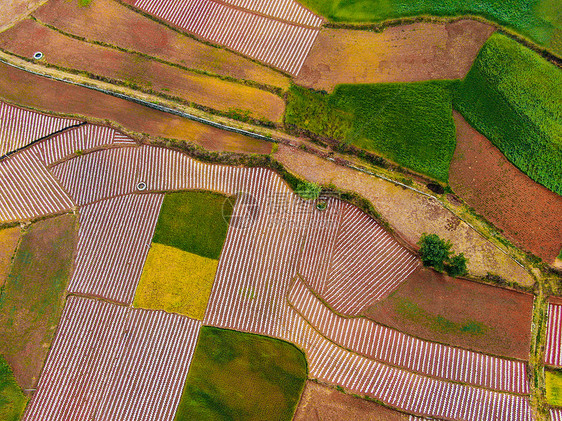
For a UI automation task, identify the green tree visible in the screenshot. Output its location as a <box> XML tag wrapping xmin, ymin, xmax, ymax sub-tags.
<box><xmin>418</xmin><ymin>233</ymin><xmax>451</xmax><ymax>272</ymax></box>
<box><xmin>446</xmin><ymin>253</ymin><xmax>468</xmax><ymax>277</ymax></box>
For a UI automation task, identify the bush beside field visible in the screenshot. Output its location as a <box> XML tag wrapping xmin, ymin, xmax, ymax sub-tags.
<box><xmin>175</xmin><ymin>327</ymin><xmax>307</xmax><ymax>420</ymax></box>
<box><xmin>300</xmin><ymin>0</ymin><xmax>562</xmax><ymax>57</ymax></box>
<box><xmin>0</xmin><ymin>356</ymin><xmax>27</xmax><ymax>421</ymax></box>
<box><xmin>285</xmin><ymin>82</ymin><xmax>458</xmax><ymax>182</ymax></box>
<box><xmin>454</xmin><ymin>33</ymin><xmax>562</xmax><ymax>195</ymax></box>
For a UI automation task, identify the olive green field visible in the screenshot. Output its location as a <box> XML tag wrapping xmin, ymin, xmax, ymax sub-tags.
<box><xmin>0</xmin><ymin>356</ymin><xmax>27</xmax><ymax>421</ymax></box>
<box><xmin>175</xmin><ymin>327</ymin><xmax>308</xmax><ymax>421</ymax></box>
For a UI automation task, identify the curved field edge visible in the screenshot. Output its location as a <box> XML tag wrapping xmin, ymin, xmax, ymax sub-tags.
<box><xmin>0</xmin><ymin>356</ymin><xmax>27</xmax><ymax>421</ymax></box>
<box><xmin>298</xmin><ymin>0</ymin><xmax>562</xmax><ymax>58</ymax></box>
<box><xmin>174</xmin><ymin>326</ymin><xmax>308</xmax><ymax>421</ymax></box>
<box><xmin>454</xmin><ymin>32</ymin><xmax>562</xmax><ymax>196</ymax></box>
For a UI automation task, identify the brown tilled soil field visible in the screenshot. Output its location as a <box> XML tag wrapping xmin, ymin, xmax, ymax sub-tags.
<box><xmin>362</xmin><ymin>266</ymin><xmax>534</xmax><ymax>359</ymax></box>
<box><xmin>295</xmin><ymin>20</ymin><xmax>494</xmax><ymax>91</ymax></box>
<box><xmin>0</xmin><ymin>0</ymin><xmax>46</xmax><ymax>32</ymax></box>
<box><xmin>0</xmin><ymin>62</ymin><xmax>272</xmax><ymax>154</ymax></box>
<box><xmin>33</xmin><ymin>0</ymin><xmax>290</xmax><ymax>90</ymax></box>
<box><xmin>450</xmin><ymin>112</ymin><xmax>562</xmax><ymax>264</ymax></box>
<box><xmin>273</xmin><ymin>144</ymin><xmax>534</xmax><ymax>286</ymax></box>
<box><xmin>294</xmin><ymin>381</ymin><xmax>407</xmax><ymax>421</ymax></box>
<box><xmin>0</xmin><ymin>226</ymin><xmax>21</xmax><ymax>288</ymax></box>
<box><xmin>0</xmin><ymin>19</ymin><xmax>285</xmax><ymax>123</ymax></box>
<box><xmin>0</xmin><ymin>214</ymin><xmax>77</xmax><ymax>389</ymax></box>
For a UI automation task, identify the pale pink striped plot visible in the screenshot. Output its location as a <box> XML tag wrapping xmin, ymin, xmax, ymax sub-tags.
<box><xmin>133</xmin><ymin>0</ymin><xmax>320</xmax><ymax>75</ymax></box>
<box><xmin>0</xmin><ymin>102</ymin><xmax>80</xmax><ymax>156</ymax></box>
<box><xmin>35</xmin><ymin>125</ymin><xmax>136</xmax><ymax>166</ymax></box>
<box><xmin>222</xmin><ymin>0</ymin><xmax>323</xmax><ymax>26</ymax></box>
<box><xmin>69</xmin><ymin>194</ymin><xmax>163</xmax><ymax>304</ymax></box>
<box><xmin>51</xmin><ymin>145</ymin><xmax>266</xmax><ymax>205</ymax></box>
<box><xmin>283</xmin><ymin>309</ymin><xmax>533</xmax><ymax>421</ymax></box>
<box><xmin>551</xmin><ymin>409</ymin><xmax>562</xmax><ymax>421</ymax></box>
<box><xmin>0</xmin><ymin>149</ymin><xmax>74</xmax><ymax>222</ymax></box>
<box><xmin>23</xmin><ymin>296</ymin><xmax>201</xmax><ymax>421</ymax></box>
<box><xmin>322</xmin><ymin>203</ymin><xmax>420</xmax><ymax>315</ymax></box>
<box><xmin>545</xmin><ymin>302</ymin><xmax>562</xmax><ymax>366</ymax></box>
<box><xmin>289</xmin><ymin>278</ymin><xmax>530</xmax><ymax>394</ymax></box>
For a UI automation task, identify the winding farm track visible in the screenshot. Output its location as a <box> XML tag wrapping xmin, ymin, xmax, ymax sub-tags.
<box><xmin>23</xmin><ymin>296</ymin><xmax>201</xmax><ymax>421</ymax></box>
<box><xmin>69</xmin><ymin>194</ymin><xmax>163</xmax><ymax>304</ymax></box>
<box><xmin>0</xmin><ymin>101</ymin><xmax>80</xmax><ymax>157</ymax></box>
<box><xmin>289</xmin><ymin>277</ymin><xmax>529</xmax><ymax>394</ymax></box>
<box><xmin>545</xmin><ymin>302</ymin><xmax>562</xmax><ymax>366</ymax></box>
<box><xmin>131</xmin><ymin>0</ymin><xmax>321</xmax><ymax>74</ymax></box>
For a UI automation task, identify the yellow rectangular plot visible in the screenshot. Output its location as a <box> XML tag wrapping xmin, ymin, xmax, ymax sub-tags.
<box><xmin>134</xmin><ymin>243</ymin><xmax>218</xmax><ymax>320</ymax></box>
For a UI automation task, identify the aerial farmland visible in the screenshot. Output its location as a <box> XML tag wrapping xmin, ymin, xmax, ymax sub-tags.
<box><xmin>0</xmin><ymin>0</ymin><xmax>560</xmax><ymax>419</ymax></box>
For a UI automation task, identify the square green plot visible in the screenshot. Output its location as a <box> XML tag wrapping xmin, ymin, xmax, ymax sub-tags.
<box><xmin>152</xmin><ymin>191</ymin><xmax>234</xmax><ymax>260</ymax></box>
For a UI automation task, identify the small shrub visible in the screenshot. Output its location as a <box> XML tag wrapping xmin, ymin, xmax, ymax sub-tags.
<box><xmin>418</xmin><ymin>233</ymin><xmax>468</xmax><ymax>276</ymax></box>
<box><xmin>445</xmin><ymin>253</ymin><xmax>468</xmax><ymax>277</ymax></box>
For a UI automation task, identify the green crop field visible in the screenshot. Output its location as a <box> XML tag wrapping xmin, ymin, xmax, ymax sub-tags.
<box><xmin>175</xmin><ymin>327</ymin><xmax>307</xmax><ymax>420</ymax></box>
<box><xmin>0</xmin><ymin>356</ymin><xmax>27</xmax><ymax>421</ymax></box>
<box><xmin>0</xmin><ymin>214</ymin><xmax>77</xmax><ymax>390</ymax></box>
<box><xmin>152</xmin><ymin>191</ymin><xmax>233</xmax><ymax>260</ymax></box>
<box><xmin>285</xmin><ymin>82</ymin><xmax>458</xmax><ymax>182</ymax></box>
<box><xmin>454</xmin><ymin>33</ymin><xmax>562</xmax><ymax>195</ymax></box>
<box><xmin>546</xmin><ymin>370</ymin><xmax>562</xmax><ymax>406</ymax></box>
<box><xmin>299</xmin><ymin>0</ymin><xmax>562</xmax><ymax>57</ymax></box>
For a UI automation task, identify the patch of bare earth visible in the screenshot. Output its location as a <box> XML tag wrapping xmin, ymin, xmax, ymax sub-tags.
<box><xmin>450</xmin><ymin>112</ymin><xmax>562</xmax><ymax>264</ymax></box>
<box><xmin>0</xmin><ymin>0</ymin><xmax>46</xmax><ymax>32</ymax></box>
<box><xmin>294</xmin><ymin>381</ymin><xmax>408</xmax><ymax>421</ymax></box>
<box><xmin>0</xmin><ymin>19</ymin><xmax>285</xmax><ymax>123</ymax></box>
<box><xmin>295</xmin><ymin>20</ymin><xmax>495</xmax><ymax>91</ymax></box>
<box><xmin>0</xmin><ymin>62</ymin><xmax>272</xmax><ymax>154</ymax></box>
<box><xmin>33</xmin><ymin>0</ymin><xmax>290</xmax><ymax>90</ymax></box>
<box><xmin>274</xmin><ymin>144</ymin><xmax>534</xmax><ymax>287</ymax></box>
<box><xmin>362</xmin><ymin>266</ymin><xmax>533</xmax><ymax>359</ymax></box>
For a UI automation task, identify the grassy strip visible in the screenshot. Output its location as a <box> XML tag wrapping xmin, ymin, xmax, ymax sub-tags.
<box><xmin>454</xmin><ymin>33</ymin><xmax>562</xmax><ymax>195</ymax></box>
<box><xmin>152</xmin><ymin>191</ymin><xmax>232</xmax><ymax>260</ymax></box>
<box><xmin>175</xmin><ymin>326</ymin><xmax>307</xmax><ymax>421</ymax></box>
<box><xmin>299</xmin><ymin>0</ymin><xmax>562</xmax><ymax>57</ymax></box>
<box><xmin>0</xmin><ymin>214</ymin><xmax>77</xmax><ymax>389</ymax></box>
<box><xmin>285</xmin><ymin>82</ymin><xmax>458</xmax><ymax>182</ymax></box>
<box><xmin>0</xmin><ymin>356</ymin><xmax>27</xmax><ymax>421</ymax></box>
<box><xmin>134</xmin><ymin>243</ymin><xmax>218</xmax><ymax>320</ymax></box>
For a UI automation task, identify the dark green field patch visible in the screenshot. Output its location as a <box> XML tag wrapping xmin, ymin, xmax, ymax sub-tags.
<box><xmin>454</xmin><ymin>33</ymin><xmax>562</xmax><ymax>195</ymax></box>
<box><xmin>175</xmin><ymin>326</ymin><xmax>308</xmax><ymax>421</ymax></box>
<box><xmin>0</xmin><ymin>214</ymin><xmax>77</xmax><ymax>389</ymax></box>
<box><xmin>152</xmin><ymin>191</ymin><xmax>233</xmax><ymax>260</ymax></box>
<box><xmin>285</xmin><ymin>82</ymin><xmax>458</xmax><ymax>182</ymax></box>
<box><xmin>0</xmin><ymin>356</ymin><xmax>27</xmax><ymax>421</ymax></box>
<box><xmin>299</xmin><ymin>0</ymin><xmax>562</xmax><ymax>57</ymax></box>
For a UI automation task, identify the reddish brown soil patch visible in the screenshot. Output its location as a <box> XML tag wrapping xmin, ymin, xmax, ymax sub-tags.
<box><xmin>33</xmin><ymin>0</ymin><xmax>289</xmax><ymax>90</ymax></box>
<box><xmin>0</xmin><ymin>19</ymin><xmax>284</xmax><ymax>123</ymax></box>
<box><xmin>295</xmin><ymin>20</ymin><xmax>494</xmax><ymax>92</ymax></box>
<box><xmin>362</xmin><ymin>266</ymin><xmax>533</xmax><ymax>359</ymax></box>
<box><xmin>0</xmin><ymin>0</ymin><xmax>46</xmax><ymax>31</ymax></box>
<box><xmin>0</xmin><ymin>62</ymin><xmax>271</xmax><ymax>154</ymax></box>
<box><xmin>294</xmin><ymin>381</ymin><xmax>407</xmax><ymax>421</ymax></box>
<box><xmin>0</xmin><ymin>214</ymin><xmax>77</xmax><ymax>389</ymax></box>
<box><xmin>450</xmin><ymin>112</ymin><xmax>562</xmax><ymax>264</ymax></box>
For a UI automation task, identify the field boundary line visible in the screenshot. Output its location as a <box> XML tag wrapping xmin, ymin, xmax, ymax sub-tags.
<box><xmin>293</xmin><ymin>274</ymin><xmax>531</xmax><ymax>363</ymax></box>
<box><xmin>286</xmin><ymin>284</ymin><xmax>531</xmax><ymax>397</ymax></box>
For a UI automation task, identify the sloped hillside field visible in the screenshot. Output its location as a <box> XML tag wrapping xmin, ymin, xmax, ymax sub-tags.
<box><xmin>454</xmin><ymin>32</ymin><xmax>562</xmax><ymax>195</ymax></box>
